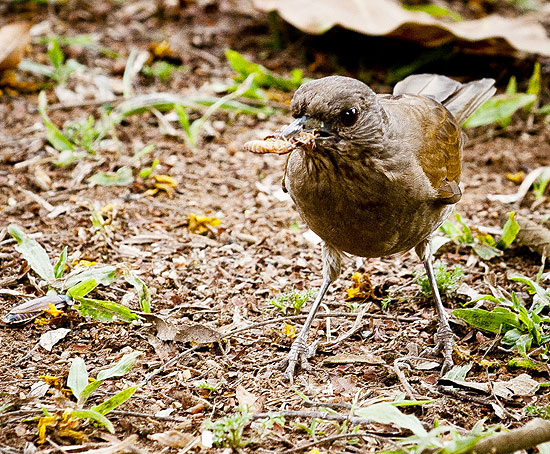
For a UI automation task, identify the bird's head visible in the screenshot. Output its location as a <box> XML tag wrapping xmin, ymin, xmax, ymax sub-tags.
<box><xmin>280</xmin><ymin>76</ymin><xmax>387</xmax><ymax>154</ymax></box>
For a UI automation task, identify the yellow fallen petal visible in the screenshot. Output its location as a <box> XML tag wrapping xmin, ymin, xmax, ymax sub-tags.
<box><xmin>72</xmin><ymin>260</ymin><xmax>97</xmax><ymax>267</ymax></box>
<box><xmin>40</xmin><ymin>375</ymin><xmax>62</xmax><ymax>387</ymax></box>
<box><xmin>153</xmin><ymin>174</ymin><xmax>178</xmax><ymax>186</ymax></box>
<box><xmin>506</xmin><ymin>171</ymin><xmax>525</xmax><ymax>184</ymax></box>
<box><xmin>347</xmin><ymin>287</ymin><xmax>360</xmax><ymax>299</ymax></box>
<box><xmin>281</xmin><ymin>322</ymin><xmax>296</xmax><ymax>339</ymax></box>
<box><xmin>45</xmin><ymin>303</ymin><xmax>63</xmax><ymax>317</ymax></box>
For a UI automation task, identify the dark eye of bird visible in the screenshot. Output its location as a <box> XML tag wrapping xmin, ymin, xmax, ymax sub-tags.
<box><xmin>340</xmin><ymin>107</ymin><xmax>358</xmax><ymax>127</ymax></box>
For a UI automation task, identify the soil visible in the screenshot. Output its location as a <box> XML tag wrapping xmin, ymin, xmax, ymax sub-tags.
<box><xmin>1</xmin><ymin>1</ymin><xmax>550</xmax><ymax>453</ymax></box>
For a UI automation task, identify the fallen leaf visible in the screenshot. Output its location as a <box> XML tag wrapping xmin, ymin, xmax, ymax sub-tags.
<box><xmin>253</xmin><ymin>0</ymin><xmax>550</xmax><ymax>56</ymax></box>
<box><xmin>149</xmin><ymin>430</ymin><xmax>194</xmax><ymax>448</ymax></box>
<box><xmin>144</xmin><ymin>313</ymin><xmax>221</xmax><ymax>344</ymax></box>
<box><xmin>330</xmin><ymin>374</ymin><xmax>357</xmax><ymax>395</ymax></box>
<box><xmin>0</xmin><ymin>22</ymin><xmax>32</xmax><ymax>71</ymax></box>
<box><xmin>39</xmin><ymin>328</ymin><xmax>71</xmax><ymax>352</ymax></box>
<box><xmin>236</xmin><ymin>384</ymin><xmax>264</xmax><ymax>413</ymax></box>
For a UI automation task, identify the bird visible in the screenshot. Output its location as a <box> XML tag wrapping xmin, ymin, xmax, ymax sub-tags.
<box><xmin>275</xmin><ymin>73</ymin><xmax>496</xmax><ymax>381</ymax></box>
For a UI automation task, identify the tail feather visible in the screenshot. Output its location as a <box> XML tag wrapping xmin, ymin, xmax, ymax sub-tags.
<box><xmin>393</xmin><ymin>74</ymin><xmax>496</xmax><ymax>125</ymax></box>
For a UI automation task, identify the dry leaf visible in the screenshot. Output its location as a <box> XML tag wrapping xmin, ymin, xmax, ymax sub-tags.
<box><xmin>254</xmin><ymin>0</ymin><xmax>550</xmax><ymax>56</ymax></box>
<box><xmin>149</xmin><ymin>430</ymin><xmax>195</xmax><ymax>448</ymax></box>
<box><xmin>144</xmin><ymin>313</ymin><xmax>221</xmax><ymax>344</ymax></box>
<box><xmin>236</xmin><ymin>384</ymin><xmax>264</xmax><ymax>413</ymax></box>
<box><xmin>515</xmin><ymin>214</ymin><xmax>550</xmax><ymax>257</ymax></box>
<box><xmin>39</xmin><ymin>328</ymin><xmax>71</xmax><ymax>352</ymax></box>
<box><xmin>0</xmin><ymin>22</ymin><xmax>32</xmax><ymax>71</ymax></box>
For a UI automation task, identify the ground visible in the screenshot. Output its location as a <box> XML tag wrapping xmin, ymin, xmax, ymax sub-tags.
<box><xmin>1</xmin><ymin>1</ymin><xmax>550</xmax><ymax>453</ymax></box>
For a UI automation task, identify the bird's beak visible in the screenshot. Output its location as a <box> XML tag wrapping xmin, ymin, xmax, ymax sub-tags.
<box><xmin>278</xmin><ymin>116</ymin><xmax>333</xmax><ymax>140</ymax></box>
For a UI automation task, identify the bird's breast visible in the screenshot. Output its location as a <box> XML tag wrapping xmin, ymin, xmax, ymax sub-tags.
<box><xmin>285</xmin><ymin>148</ymin><xmax>452</xmax><ymax>258</ymax></box>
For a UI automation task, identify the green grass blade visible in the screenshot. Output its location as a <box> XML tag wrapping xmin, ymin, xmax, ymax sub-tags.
<box><xmin>96</xmin><ymin>351</ymin><xmax>142</xmax><ymax>381</ymax></box>
<box><xmin>71</xmin><ymin>409</ymin><xmax>114</xmax><ymax>433</ymax></box>
<box><xmin>8</xmin><ymin>224</ymin><xmax>56</xmax><ymax>283</ymax></box>
<box><xmin>92</xmin><ymin>386</ymin><xmax>137</xmax><ymax>415</ymax></box>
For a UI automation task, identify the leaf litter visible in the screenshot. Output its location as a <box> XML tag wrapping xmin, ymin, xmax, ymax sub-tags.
<box><xmin>1</xmin><ymin>1</ymin><xmax>550</xmax><ymax>453</ymax></box>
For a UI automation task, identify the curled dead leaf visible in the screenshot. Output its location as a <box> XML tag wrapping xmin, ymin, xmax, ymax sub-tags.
<box><xmin>144</xmin><ymin>313</ymin><xmax>221</xmax><ymax>344</ymax></box>
<box><xmin>0</xmin><ymin>22</ymin><xmax>32</xmax><ymax>71</ymax></box>
<box><xmin>149</xmin><ymin>430</ymin><xmax>196</xmax><ymax>448</ymax></box>
<box><xmin>254</xmin><ymin>0</ymin><xmax>550</xmax><ymax>56</ymax></box>
<box><xmin>515</xmin><ymin>214</ymin><xmax>550</xmax><ymax>257</ymax></box>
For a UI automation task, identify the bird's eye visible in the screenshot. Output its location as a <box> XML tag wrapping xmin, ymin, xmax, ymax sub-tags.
<box><xmin>340</xmin><ymin>107</ymin><xmax>359</xmax><ymax>127</ymax></box>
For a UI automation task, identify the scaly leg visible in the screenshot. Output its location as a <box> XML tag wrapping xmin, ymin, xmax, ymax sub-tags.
<box><xmin>278</xmin><ymin>278</ymin><xmax>331</xmax><ymax>382</ymax></box>
<box><xmin>416</xmin><ymin>240</ymin><xmax>454</xmax><ymax>374</ymax></box>
<box><xmin>278</xmin><ymin>242</ymin><xmax>342</xmax><ymax>382</ymax></box>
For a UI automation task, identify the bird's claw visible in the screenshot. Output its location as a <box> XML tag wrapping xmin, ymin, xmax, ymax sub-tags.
<box><xmin>420</xmin><ymin>324</ymin><xmax>455</xmax><ymax>375</ymax></box>
<box><xmin>277</xmin><ymin>338</ymin><xmax>320</xmax><ymax>383</ymax></box>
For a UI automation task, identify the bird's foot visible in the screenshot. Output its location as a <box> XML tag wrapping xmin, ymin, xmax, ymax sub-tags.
<box><xmin>421</xmin><ymin>323</ymin><xmax>455</xmax><ymax>375</ymax></box>
<box><xmin>277</xmin><ymin>337</ymin><xmax>320</xmax><ymax>383</ymax></box>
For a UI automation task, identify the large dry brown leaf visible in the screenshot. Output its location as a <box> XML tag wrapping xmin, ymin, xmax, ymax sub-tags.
<box><xmin>253</xmin><ymin>0</ymin><xmax>550</xmax><ymax>56</ymax></box>
<box><xmin>0</xmin><ymin>22</ymin><xmax>32</xmax><ymax>71</ymax></box>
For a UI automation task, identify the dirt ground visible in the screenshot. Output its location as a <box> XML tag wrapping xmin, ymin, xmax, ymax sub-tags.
<box><xmin>1</xmin><ymin>1</ymin><xmax>550</xmax><ymax>453</ymax></box>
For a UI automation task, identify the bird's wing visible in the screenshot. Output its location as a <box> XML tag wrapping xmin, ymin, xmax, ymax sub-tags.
<box><xmin>381</xmin><ymin>94</ymin><xmax>463</xmax><ymax>204</ymax></box>
<box><xmin>417</xmin><ymin>100</ymin><xmax>463</xmax><ymax>204</ymax></box>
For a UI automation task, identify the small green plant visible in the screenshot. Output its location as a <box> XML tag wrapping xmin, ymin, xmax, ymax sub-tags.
<box><xmin>204</xmin><ymin>406</ymin><xmax>252</xmax><ymax>449</ymax></box>
<box><xmin>176</xmin><ymin>73</ymin><xmax>256</xmax><ymax>147</ymax></box>
<box><xmin>195</xmin><ymin>378</ymin><xmax>226</xmax><ymax>392</ymax></box>
<box><xmin>142</xmin><ymin>61</ymin><xmax>185</xmax><ymax>82</ymax></box>
<box><xmin>20</xmin><ymin>38</ymin><xmax>82</xmax><ymax>85</ymax></box>
<box><xmin>63</xmin><ymin>115</ymin><xmax>106</xmax><ymax>154</ymax></box>
<box><xmin>454</xmin><ymin>273</ymin><xmax>550</xmax><ymax>362</ymax></box>
<box><xmin>415</xmin><ymin>261</ymin><xmax>465</xmax><ymax>298</ymax></box>
<box><xmin>465</xmin><ymin>63</ymin><xmax>548</xmax><ymax>129</ymax></box>
<box><xmin>294</xmin><ymin>418</ymin><xmax>325</xmax><ymax>441</ymax></box>
<box><xmin>37</xmin><ymin>351</ymin><xmax>141</xmax><ymax>440</ymax></box>
<box><xmin>268</xmin><ymin>288</ymin><xmax>316</xmax><ymax>315</ymax></box>
<box><xmin>439</xmin><ymin>211</ymin><xmax>520</xmax><ymax>260</ymax></box>
<box><xmin>525</xmin><ymin>404</ymin><xmax>550</xmax><ymax>419</ymax></box>
<box><xmin>7</xmin><ymin>224</ymin><xmax>151</xmax><ymax>319</ymax></box>
<box><xmin>225</xmin><ymin>49</ymin><xmax>305</xmax><ymax>100</ymax></box>
<box><xmin>533</xmin><ymin>168</ymin><xmax>550</xmax><ymax>200</ymax></box>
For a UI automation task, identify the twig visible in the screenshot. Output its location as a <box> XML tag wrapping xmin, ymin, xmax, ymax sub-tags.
<box><xmin>393</xmin><ymin>358</ymin><xmax>417</xmax><ymax>401</ymax></box>
<box><xmin>435</xmin><ymin>386</ymin><xmax>493</xmax><ymax>406</ymax></box>
<box><xmin>223</xmin><ymin>311</ymin><xmax>420</xmax><ymax>338</ymax></box>
<box><xmin>303</xmin><ymin>400</ymin><xmax>353</xmax><ymax>410</ymax></box>
<box><xmin>279</xmin><ymin>432</ymin><xmax>388</xmax><ymax>454</ymax></box>
<box><xmin>109</xmin><ymin>410</ymin><xmax>187</xmax><ymax>422</ymax></box>
<box><xmin>251</xmin><ymin>410</ymin><xmax>393</xmax><ymax>427</ymax></box>
<box><xmin>141</xmin><ymin>345</ymin><xmax>200</xmax><ymax>384</ymax></box>
<box><xmin>465</xmin><ymin>418</ymin><xmax>550</xmax><ymax>454</ymax></box>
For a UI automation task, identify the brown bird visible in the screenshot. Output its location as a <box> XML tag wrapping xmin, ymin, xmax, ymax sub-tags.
<box><xmin>276</xmin><ymin>74</ymin><xmax>496</xmax><ymax>381</ymax></box>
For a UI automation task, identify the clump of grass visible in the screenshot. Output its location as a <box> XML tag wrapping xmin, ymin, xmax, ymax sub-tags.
<box><xmin>204</xmin><ymin>406</ymin><xmax>252</xmax><ymax>449</ymax></box>
<box><xmin>415</xmin><ymin>261</ymin><xmax>465</xmax><ymax>297</ymax></box>
<box><xmin>268</xmin><ymin>288</ymin><xmax>316</xmax><ymax>315</ymax></box>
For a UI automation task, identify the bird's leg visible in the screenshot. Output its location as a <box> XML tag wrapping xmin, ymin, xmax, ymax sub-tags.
<box><xmin>278</xmin><ymin>278</ymin><xmax>331</xmax><ymax>381</ymax></box>
<box><xmin>415</xmin><ymin>240</ymin><xmax>454</xmax><ymax>374</ymax></box>
<box><xmin>278</xmin><ymin>243</ymin><xmax>341</xmax><ymax>382</ymax></box>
